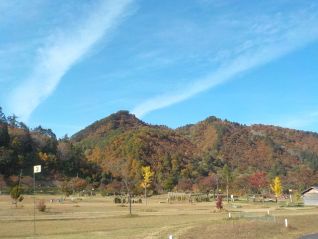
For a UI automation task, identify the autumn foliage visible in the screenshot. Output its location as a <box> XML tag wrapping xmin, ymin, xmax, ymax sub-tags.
<box><xmin>270</xmin><ymin>176</ymin><xmax>282</xmax><ymax>202</ymax></box>
<box><xmin>249</xmin><ymin>172</ymin><xmax>268</xmax><ymax>193</ymax></box>
<box><xmin>216</xmin><ymin>195</ymin><xmax>223</xmax><ymax>209</ymax></box>
<box><xmin>1</xmin><ymin>108</ymin><xmax>318</xmax><ymax>196</ymax></box>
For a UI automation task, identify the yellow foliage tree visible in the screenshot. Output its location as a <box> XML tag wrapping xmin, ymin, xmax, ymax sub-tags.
<box><xmin>270</xmin><ymin>176</ymin><xmax>282</xmax><ymax>203</ymax></box>
<box><xmin>141</xmin><ymin>166</ymin><xmax>154</xmax><ymax>205</ymax></box>
<box><xmin>38</xmin><ymin>152</ymin><xmax>49</xmax><ymax>161</ymax></box>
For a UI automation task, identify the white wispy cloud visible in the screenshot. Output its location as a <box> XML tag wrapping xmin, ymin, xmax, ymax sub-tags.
<box><xmin>132</xmin><ymin>6</ymin><xmax>318</xmax><ymax>118</ymax></box>
<box><xmin>8</xmin><ymin>0</ymin><xmax>133</xmax><ymax>121</ymax></box>
<box><xmin>276</xmin><ymin>111</ymin><xmax>318</xmax><ymax>130</ymax></box>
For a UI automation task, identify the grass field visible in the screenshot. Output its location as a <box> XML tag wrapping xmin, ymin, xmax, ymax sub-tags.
<box><xmin>0</xmin><ymin>194</ymin><xmax>318</xmax><ymax>239</ymax></box>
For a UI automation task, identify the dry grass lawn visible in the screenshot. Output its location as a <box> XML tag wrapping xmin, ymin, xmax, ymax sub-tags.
<box><xmin>0</xmin><ymin>194</ymin><xmax>317</xmax><ymax>239</ymax></box>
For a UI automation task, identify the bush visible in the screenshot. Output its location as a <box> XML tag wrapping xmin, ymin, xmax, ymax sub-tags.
<box><xmin>37</xmin><ymin>199</ymin><xmax>46</xmax><ymax>212</ymax></box>
<box><xmin>114</xmin><ymin>197</ymin><xmax>121</xmax><ymax>204</ymax></box>
<box><xmin>104</xmin><ymin>181</ymin><xmax>122</xmax><ymax>195</ymax></box>
<box><xmin>60</xmin><ymin>181</ymin><xmax>72</xmax><ymax>197</ymax></box>
<box><xmin>10</xmin><ymin>185</ymin><xmax>24</xmax><ymax>207</ymax></box>
<box><xmin>100</xmin><ymin>189</ymin><xmax>108</xmax><ymax>197</ymax></box>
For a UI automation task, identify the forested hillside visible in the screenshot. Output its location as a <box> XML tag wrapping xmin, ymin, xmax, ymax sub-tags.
<box><xmin>0</xmin><ymin>107</ymin><xmax>99</xmax><ymax>182</ymax></box>
<box><xmin>1</xmin><ymin>107</ymin><xmax>318</xmax><ymax>194</ymax></box>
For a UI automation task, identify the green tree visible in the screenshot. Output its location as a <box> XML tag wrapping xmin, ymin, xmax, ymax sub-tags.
<box><xmin>10</xmin><ymin>185</ymin><xmax>24</xmax><ymax>207</ymax></box>
<box><xmin>0</xmin><ymin>107</ymin><xmax>7</xmax><ymax>123</ymax></box>
<box><xmin>0</xmin><ymin>123</ymin><xmax>9</xmax><ymax>147</ymax></box>
<box><xmin>7</xmin><ymin>114</ymin><xmax>18</xmax><ymax>127</ymax></box>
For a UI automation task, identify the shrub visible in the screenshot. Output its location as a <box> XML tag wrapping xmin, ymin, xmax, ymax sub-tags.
<box><xmin>114</xmin><ymin>197</ymin><xmax>121</xmax><ymax>204</ymax></box>
<box><xmin>10</xmin><ymin>185</ymin><xmax>24</xmax><ymax>207</ymax></box>
<box><xmin>60</xmin><ymin>180</ymin><xmax>72</xmax><ymax>197</ymax></box>
<box><xmin>105</xmin><ymin>181</ymin><xmax>122</xmax><ymax>195</ymax></box>
<box><xmin>37</xmin><ymin>199</ymin><xmax>46</xmax><ymax>212</ymax></box>
<box><xmin>100</xmin><ymin>189</ymin><xmax>108</xmax><ymax>197</ymax></box>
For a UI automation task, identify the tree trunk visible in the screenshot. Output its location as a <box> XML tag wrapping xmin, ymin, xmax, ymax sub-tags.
<box><xmin>226</xmin><ymin>184</ymin><xmax>229</xmax><ymax>203</ymax></box>
<box><xmin>129</xmin><ymin>192</ymin><xmax>132</xmax><ymax>215</ymax></box>
<box><xmin>145</xmin><ymin>187</ymin><xmax>147</xmax><ymax>205</ymax></box>
<box><xmin>123</xmin><ymin>179</ymin><xmax>132</xmax><ymax>215</ymax></box>
<box><xmin>226</xmin><ymin>175</ymin><xmax>229</xmax><ymax>203</ymax></box>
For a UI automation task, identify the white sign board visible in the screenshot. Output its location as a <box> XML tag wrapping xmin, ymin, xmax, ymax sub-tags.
<box><xmin>33</xmin><ymin>165</ymin><xmax>41</xmax><ymax>173</ymax></box>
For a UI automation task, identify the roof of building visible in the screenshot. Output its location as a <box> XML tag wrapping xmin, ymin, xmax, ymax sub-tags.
<box><xmin>301</xmin><ymin>186</ymin><xmax>318</xmax><ymax>195</ymax></box>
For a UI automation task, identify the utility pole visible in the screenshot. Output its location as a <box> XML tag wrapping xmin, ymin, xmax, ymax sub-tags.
<box><xmin>33</xmin><ymin>170</ymin><xmax>36</xmax><ymax>235</ymax></box>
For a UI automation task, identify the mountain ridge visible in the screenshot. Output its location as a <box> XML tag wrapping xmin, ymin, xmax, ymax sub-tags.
<box><xmin>69</xmin><ymin>110</ymin><xmax>318</xmax><ymax>191</ymax></box>
<box><xmin>1</xmin><ymin>108</ymin><xmax>318</xmax><ymax>192</ymax></box>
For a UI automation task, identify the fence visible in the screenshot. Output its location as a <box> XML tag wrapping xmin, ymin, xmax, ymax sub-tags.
<box><xmin>228</xmin><ymin>211</ymin><xmax>276</xmax><ymax>222</ymax></box>
<box><xmin>167</xmin><ymin>192</ymin><xmax>221</xmax><ymax>203</ymax></box>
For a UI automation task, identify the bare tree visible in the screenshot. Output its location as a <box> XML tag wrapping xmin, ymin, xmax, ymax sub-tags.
<box><xmin>108</xmin><ymin>157</ymin><xmax>140</xmax><ymax>215</ymax></box>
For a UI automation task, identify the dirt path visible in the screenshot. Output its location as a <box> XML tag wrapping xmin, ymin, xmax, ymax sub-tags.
<box><xmin>299</xmin><ymin>234</ymin><xmax>318</xmax><ymax>239</ymax></box>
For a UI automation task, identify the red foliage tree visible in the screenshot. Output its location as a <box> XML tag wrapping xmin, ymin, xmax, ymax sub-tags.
<box><xmin>196</xmin><ymin>174</ymin><xmax>218</xmax><ymax>195</ymax></box>
<box><xmin>249</xmin><ymin>172</ymin><xmax>268</xmax><ymax>194</ymax></box>
<box><xmin>176</xmin><ymin>178</ymin><xmax>193</xmax><ymax>192</ymax></box>
<box><xmin>216</xmin><ymin>195</ymin><xmax>223</xmax><ymax>210</ymax></box>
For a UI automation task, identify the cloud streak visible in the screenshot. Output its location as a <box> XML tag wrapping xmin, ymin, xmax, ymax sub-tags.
<box><xmin>132</xmin><ymin>6</ymin><xmax>318</xmax><ymax>118</ymax></box>
<box><xmin>8</xmin><ymin>0</ymin><xmax>133</xmax><ymax>121</ymax></box>
<box><xmin>276</xmin><ymin>111</ymin><xmax>318</xmax><ymax>130</ymax></box>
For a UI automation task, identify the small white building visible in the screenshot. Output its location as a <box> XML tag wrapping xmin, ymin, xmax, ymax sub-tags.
<box><xmin>302</xmin><ymin>186</ymin><xmax>318</xmax><ymax>206</ymax></box>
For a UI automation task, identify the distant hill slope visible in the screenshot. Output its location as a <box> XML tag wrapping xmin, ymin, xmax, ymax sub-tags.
<box><xmin>72</xmin><ymin>111</ymin><xmax>318</xmax><ymax>191</ymax></box>
<box><xmin>2</xmin><ymin>106</ymin><xmax>318</xmax><ymax>191</ymax></box>
<box><xmin>176</xmin><ymin>117</ymin><xmax>318</xmax><ymax>171</ymax></box>
<box><xmin>72</xmin><ymin>111</ymin><xmax>196</xmax><ymax>192</ymax></box>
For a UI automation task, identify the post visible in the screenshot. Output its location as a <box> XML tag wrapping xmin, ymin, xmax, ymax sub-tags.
<box><xmin>33</xmin><ymin>171</ymin><xmax>36</xmax><ymax>235</ymax></box>
<box><xmin>289</xmin><ymin>189</ymin><xmax>293</xmax><ymax>203</ymax></box>
<box><xmin>228</xmin><ymin>212</ymin><xmax>231</xmax><ymax>218</ymax></box>
<box><xmin>33</xmin><ymin>165</ymin><xmax>41</xmax><ymax>235</ymax></box>
<box><xmin>284</xmin><ymin>218</ymin><xmax>288</xmax><ymax>228</ymax></box>
<box><xmin>226</xmin><ymin>175</ymin><xmax>229</xmax><ymax>203</ymax></box>
<box><xmin>169</xmin><ymin>235</ymin><xmax>173</xmax><ymax>239</ymax></box>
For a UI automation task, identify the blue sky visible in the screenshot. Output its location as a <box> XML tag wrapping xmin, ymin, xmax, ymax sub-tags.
<box><xmin>1</xmin><ymin>0</ymin><xmax>318</xmax><ymax>137</ymax></box>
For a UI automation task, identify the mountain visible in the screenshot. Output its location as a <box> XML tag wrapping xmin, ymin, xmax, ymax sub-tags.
<box><xmin>72</xmin><ymin>111</ymin><xmax>318</xmax><ymax>191</ymax></box>
<box><xmin>71</xmin><ymin>111</ymin><xmax>196</xmax><ymax>191</ymax></box>
<box><xmin>72</xmin><ymin>110</ymin><xmax>146</xmax><ymax>143</ymax></box>
<box><xmin>177</xmin><ymin>117</ymin><xmax>318</xmax><ymax>172</ymax></box>
<box><xmin>1</xmin><ymin>107</ymin><xmax>318</xmax><ymax>192</ymax></box>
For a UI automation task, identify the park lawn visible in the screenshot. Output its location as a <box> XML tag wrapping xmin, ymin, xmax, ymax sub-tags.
<box><xmin>181</xmin><ymin>214</ymin><xmax>318</xmax><ymax>239</ymax></box>
<box><xmin>0</xmin><ymin>194</ymin><xmax>318</xmax><ymax>239</ymax></box>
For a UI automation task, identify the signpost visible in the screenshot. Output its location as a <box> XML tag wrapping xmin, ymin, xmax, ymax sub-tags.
<box><xmin>289</xmin><ymin>189</ymin><xmax>293</xmax><ymax>203</ymax></box>
<box><xmin>33</xmin><ymin>165</ymin><xmax>41</xmax><ymax>235</ymax></box>
<box><xmin>285</xmin><ymin>218</ymin><xmax>288</xmax><ymax>228</ymax></box>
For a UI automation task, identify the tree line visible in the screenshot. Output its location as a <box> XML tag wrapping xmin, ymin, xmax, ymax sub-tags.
<box><xmin>1</xmin><ymin>107</ymin><xmax>317</xmax><ymax>200</ymax></box>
